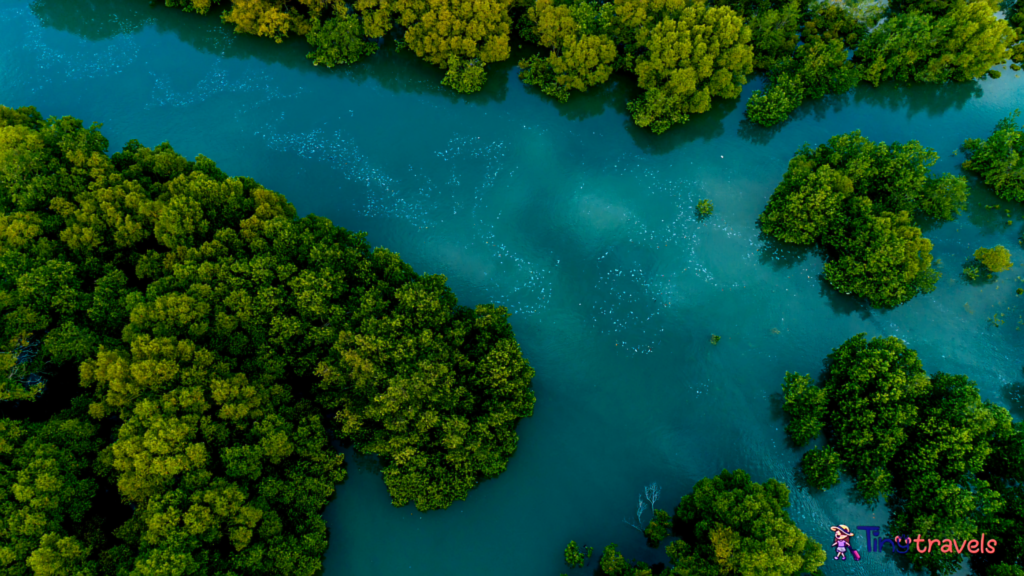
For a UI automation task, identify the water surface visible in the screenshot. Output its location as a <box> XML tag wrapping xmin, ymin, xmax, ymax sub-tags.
<box><xmin>3</xmin><ymin>2</ymin><xmax>1024</xmax><ymax>574</ymax></box>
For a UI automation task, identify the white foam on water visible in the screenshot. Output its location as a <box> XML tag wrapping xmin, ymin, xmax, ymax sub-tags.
<box><xmin>254</xmin><ymin>124</ymin><xmax>554</xmax><ymax>315</ymax></box>
<box><xmin>146</xmin><ymin>63</ymin><xmax>301</xmax><ymax>111</ymax></box>
<box><xmin>12</xmin><ymin>8</ymin><xmax>142</xmax><ymax>92</ymax></box>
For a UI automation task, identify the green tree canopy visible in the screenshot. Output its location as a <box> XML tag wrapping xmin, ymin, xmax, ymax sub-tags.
<box><xmin>668</xmin><ymin>470</ymin><xmax>825</xmax><ymax>576</ymax></box>
<box><xmin>758</xmin><ymin>131</ymin><xmax>967</xmax><ymax>307</ymax></box>
<box><xmin>593</xmin><ymin>470</ymin><xmax>825</xmax><ymax>576</ymax></box>
<box><xmin>974</xmin><ymin>245</ymin><xmax>1014</xmax><ymax>272</ymax></box>
<box><xmin>0</xmin><ymin>104</ymin><xmax>536</xmax><ymax>573</ymax></box>
<box><xmin>745</xmin><ymin>38</ymin><xmax>859</xmax><ymax>127</ymax></box>
<box><xmin>305</xmin><ymin>11</ymin><xmax>379</xmax><ymax>67</ymax></box>
<box><xmin>963</xmin><ymin>110</ymin><xmax>1024</xmax><ymax>203</ymax></box>
<box><xmin>518</xmin><ymin>0</ymin><xmax>619</xmax><ymax>102</ymax></box>
<box><xmin>0</xmin><ymin>399</ymin><xmax>113</xmax><ymax>576</ymax></box>
<box><xmin>855</xmin><ymin>0</ymin><xmax>1017</xmax><ymax>86</ymax></box>
<box><xmin>781</xmin><ymin>334</ymin><xmax>1024</xmax><ymax>575</ymax></box>
<box><xmin>619</xmin><ymin>0</ymin><xmax>755</xmax><ymax>133</ymax></box>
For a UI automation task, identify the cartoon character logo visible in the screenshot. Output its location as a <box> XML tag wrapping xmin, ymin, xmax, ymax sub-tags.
<box><xmin>830</xmin><ymin>525</ymin><xmax>861</xmax><ymax>561</ymax></box>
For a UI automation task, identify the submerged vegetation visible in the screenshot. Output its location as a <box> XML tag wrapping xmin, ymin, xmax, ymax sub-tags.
<box><xmin>0</xmin><ymin>105</ymin><xmax>535</xmax><ymax>574</ymax></box>
<box><xmin>782</xmin><ymin>334</ymin><xmax>1024</xmax><ymax>576</ymax></box>
<box><xmin>759</xmin><ymin>130</ymin><xmax>967</xmax><ymax>308</ymax></box>
<box><xmin>154</xmin><ymin>0</ymin><xmax>1022</xmax><ymax>132</ymax></box>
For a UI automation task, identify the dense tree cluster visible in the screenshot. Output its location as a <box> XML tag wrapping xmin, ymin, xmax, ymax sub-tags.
<box><xmin>0</xmin><ymin>398</ymin><xmax>117</xmax><ymax>575</ymax></box>
<box><xmin>782</xmin><ymin>334</ymin><xmax>1024</xmax><ymax>576</ymax></box>
<box><xmin>963</xmin><ymin>110</ymin><xmax>1024</xmax><ymax>203</ymax></box>
<box><xmin>854</xmin><ymin>0</ymin><xmax>1015</xmax><ymax>87</ymax></box>
<box><xmin>745</xmin><ymin>37</ymin><xmax>858</xmax><ymax>127</ymax></box>
<box><xmin>151</xmin><ymin>0</ymin><xmax>1022</xmax><ymax>131</ymax></box>
<box><xmin>157</xmin><ymin>0</ymin><xmax>755</xmax><ymax>131</ymax></box>
<box><xmin>520</xmin><ymin>0</ymin><xmax>756</xmax><ymax>133</ymax></box>
<box><xmin>0</xmin><ymin>105</ymin><xmax>535</xmax><ymax>574</ymax></box>
<box><xmin>568</xmin><ymin>470</ymin><xmax>825</xmax><ymax>576</ymax></box>
<box><xmin>740</xmin><ymin>0</ymin><xmax>1017</xmax><ymax>127</ymax></box>
<box><xmin>159</xmin><ymin>0</ymin><xmax>511</xmax><ymax>92</ymax></box>
<box><xmin>759</xmin><ymin>131</ymin><xmax>967</xmax><ymax>307</ymax></box>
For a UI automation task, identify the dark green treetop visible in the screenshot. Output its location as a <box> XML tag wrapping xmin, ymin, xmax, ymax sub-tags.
<box><xmin>0</xmin><ymin>104</ymin><xmax>536</xmax><ymax>574</ymax></box>
<box><xmin>963</xmin><ymin>110</ymin><xmax>1024</xmax><ymax>203</ymax></box>
<box><xmin>758</xmin><ymin>131</ymin><xmax>967</xmax><ymax>307</ymax></box>
<box><xmin>781</xmin><ymin>333</ymin><xmax>1024</xmax><ymax>575</ymax></box>
<box><xmin>578</xmin><ymin>470</ymin><xmax>825</xmax><ymax>576</ymax></box>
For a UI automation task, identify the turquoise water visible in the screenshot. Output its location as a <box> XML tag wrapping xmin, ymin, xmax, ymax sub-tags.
<box><xmin>3</xmin><ymin>1</ymin><xmax>1024</xmax><ymax>574</ymax></box>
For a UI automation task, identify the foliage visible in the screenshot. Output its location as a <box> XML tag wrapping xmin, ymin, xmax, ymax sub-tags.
<box><xmin>152</xmin><ymin>0</ymin><xmax>1017</xmax><ymax>113</ymax></box>
<box><xmin>0</xmin><ymin>399</ymin><xmax>113</xmax><ymax>576</ymax></box>
<box><xmin>620</xmin><ymin>0</ymin><xmax>755</xmax><ymax>134</ymax></box>
<box><xmin>579</xmin><ymin>471</ymin><xmax>824</xmax><ymax>576</ymax></box>
<box><xmin>974</xmin><ymin>245</ymin><xmax>1014</xmax><ymax>272</ymax></box>
<box><xmin>745</xmin><ymin>39</ymin><xmax>858</xmax><ymax>127</ymax></box>
<box><xmin>668</xmin><ymin>470</ymin><xmax>826</xmax><ymax>576</ymax></box>
<box><xmin>889</xmin><ymin>0</ymin><xmax>953</xmax><ymax>16</ymax></box>
<box><xmin>161</xmin><ymin>0</ymin><xmax>515</xmax><ymax>92</ymax></box>
<box><xmin>823</xmin><ymin>203</ymin><xmax>938</xmax><ymax>309</ymax></box>
<box><xmin>748</xmin><ymin>0</ymin><xmax>801</xmax><ymax>70</ymax></box>
<box><xmin>305</xmin><ymin>12</ymin><xmax>378</xmax><ymax>67</ymax></box>
<box><xmin>395</xmin><ymin>0</ymin><xmax>514</xmax><ymax>93</ymax></box>
<box><xmin>710</xmin><ymin>334</ymin><xmax>721</xmax><ymax>344</ymax></box>
<box><xmin>782</xmin><ymin>334</ymin><xmax>1024</xmax><ymax>575</ymax></box>
<box><xmin>697</xmin><ymin>198</ymin><xmax>714</xmax><ymax>217</ymax></box>
<box><xmin>800</xmin><ymin>446</ymin><xmax>841</xmax><ymax>489</ymax></box>
<box><xmin>758</xmin><ymin>131</ymin><xmax>967</xmax><ymax>307</ymax></box>
<box><xmin>644</xmin><ymin>508</ymin><xmax>672</xmax><ymax>547</ymax></box>
<box><xmin>962</xmin><ymin>110</ymin><xmax>1024</xmax><ymax>203</ymax></box>
<box><xmin>162</xmin><ymin>0</ymin><xmax>222</xmax><ymax>15</ymax></box>
<box><xmin>599</xmin><ymin>544</ymin><xmax>634</xmax><ymax>575</ymax></box>
<box><xmin>781</xmin><ymin>371</ymin><xmax>826</xmax><ymax>446</ymax></box>
<box><xmin>315</xmin><ymin>292</ymin><xmax>536</xmax><ymax>510</ymax></box>
<box><xmin>440</xmin><ymin>56</ymin><xmax>489</xmax><ymax>93</ymax></box>
<box><xmin>745</xmin><ymin>72</ymin><xmax>804</xmax><ymax>127</ymax></box>
<box><xmin>221</xmin><ymin>0</ymin><xmax>311</xmax><ymax>43</ymax></box>
<box><xmin>989</xmin><ymin>565</ymin><xmax>1024</xmax><ymax>576</ymax></box>
<box><xmin>0</xmin><ymin>105</ymin><xmax>536</xmax><ymax>572</ymax></box>
<box><xmin>793</xmin><ymin>39</ymin><xmax>859</xmax><ymax>100</ymax></box>
<box><xmin>855</xmin><ymin>2</ymin><xmax>1017</xmax><ymax>87</ymax></box>
<box><xmin>564</xmin><ymin>540</ymin><xmax>592</xmax><ymax>568</ymax></box>
<box><xmin>799</xmin><ymin>3</ymin><xmax>866</xmax><ymax>48</ymax></box>
<box><xmin>518</xmin><ymin>0</ymin><xmax>618</xmax><ymax>102</ymax></box>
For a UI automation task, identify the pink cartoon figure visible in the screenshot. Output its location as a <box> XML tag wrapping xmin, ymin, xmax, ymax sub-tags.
<box><xmin>830</xmin><ymin>525</ymin><xmax>860</xmax><ymax>561</ymax></box>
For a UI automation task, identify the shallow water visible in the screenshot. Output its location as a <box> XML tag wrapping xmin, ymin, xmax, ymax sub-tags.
<box><xmin>3</xmin><ymin>1</ymin><xmax>1024</xmax><ymax>574</ymax></box>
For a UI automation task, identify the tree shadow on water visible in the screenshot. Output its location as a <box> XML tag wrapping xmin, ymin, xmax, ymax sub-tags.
<box><xmin>30</xmin><ymin>0</ymin><xmax>151</xmax><ymax>40</ymax></box>
<box><xmin>518</xmin><ymin>72</ymin><xmax>633</xmax><ymax>123</ymax></box>
<box><xmin>737</xmin><ymin>116</ymin><xmax>784</xmax><ymax>146</ymax></box>
<box><xmin>756</xmin><ymin>232</ymin><xmax>821</xmax><ymax>272</ymax></box>
<box><xmin>737</xmin><ymin>78</ymin><xmax>984</xmax><ymax>146</ymax></box>
<box><xmin>960</xmin><ymin>177</ymin><xmax>1023</xmax><ymax>236</ymax></box>
<box><xmin>818</xmin><ymin>275</ymin><xmax>874</xmax><ymax>320</ymax></box>
<box><xmin>624</xmin><ymin>94</ymin><xmax>740</xmax><ymax>155</ymax></box>
<box><xmin>1000</xmin><ymin>381</ymin><xmax>1024</xmax><ymax>419</ymax></box>
<box><xmin>737</xmin><ymin>91</ymin><xmax>854</xmax><ymax>147</ymax></box>
<box><xmin>853</xmin><ymin>79</ymin><xmax>984</xmax><ymax>119</ymax></box>
<box><xmin>768</xmin><ymin>391</ymin><xmax>786</xmax><ymax>422</ymax></box>
<box><xmin>29</xmin><ymin>0</ymin><xmax>512</xmax><ymax>104</ymax></box>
